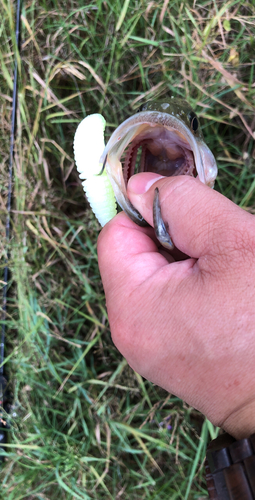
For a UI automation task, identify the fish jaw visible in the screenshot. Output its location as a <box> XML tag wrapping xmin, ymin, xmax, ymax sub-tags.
<box><xmin>104</xmin><ymin>157</ymin><xmax>148</xmax><ymax>226</ymax></box>
<box><xmin>196</xmin><ymin>139</ymin><xmax>218</xmax><ymax>188</ymax></box>
<box><xmin>101</xmin><ymin>111</ymin><xmax>217</xmax><ymax>225</ymax></box>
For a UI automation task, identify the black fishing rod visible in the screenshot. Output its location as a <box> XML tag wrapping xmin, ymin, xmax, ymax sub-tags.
<box><xmin>0</xmin><ymin>0</ymin><xmax>22</xmax><ymax>461</ymax></box>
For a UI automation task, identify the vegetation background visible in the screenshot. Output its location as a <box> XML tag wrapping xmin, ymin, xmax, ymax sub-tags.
<box><xmin>0</xmin><ymin>0</ymin><xmax>255</xmax><ymax>498</ymax></box>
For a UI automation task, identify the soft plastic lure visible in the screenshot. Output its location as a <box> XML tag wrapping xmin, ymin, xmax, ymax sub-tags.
<box><xmin>73</xmin><ymin>113</ymin><xmax>117</xmax><ymax>226</ymax></box>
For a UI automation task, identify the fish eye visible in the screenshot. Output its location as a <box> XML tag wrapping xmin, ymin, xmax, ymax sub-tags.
<box><xmin>137</xmin><ymin>103</ymin><xmax>147</xmax><ymax>113</ymax></box>
<box><xmin>188</xmin><ymin>111</ymin><xmax>199</xmax><ymax>133</ymax></box>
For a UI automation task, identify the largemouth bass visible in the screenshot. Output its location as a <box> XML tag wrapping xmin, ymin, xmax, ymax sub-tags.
<box><xmin>74</xmin><ymin>99</ymin><xmax>217</xmax><ymax>248</ymax></box>
<box><xmin>101</xmin><ymin>99</ymin><xmax>217</xmax><ymax>230</ymax></box>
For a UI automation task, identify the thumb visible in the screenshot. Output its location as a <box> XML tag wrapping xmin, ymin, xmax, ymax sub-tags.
<box><xmin>127</xmin><ymin>172</ymin><xmax>251</xmax><ymax>259</ymax></box>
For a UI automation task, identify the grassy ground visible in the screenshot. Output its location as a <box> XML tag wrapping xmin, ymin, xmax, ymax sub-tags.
<box><xmin>0</xmin><ymin>0</ymin><xmax>254</xmax><ymax>498</ymax></box>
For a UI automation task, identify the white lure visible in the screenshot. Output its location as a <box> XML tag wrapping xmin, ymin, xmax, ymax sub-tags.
<box><xmin>73</xmin><ymin>114</ymin><xmax>117</xmax><ymax>226</ymax></box>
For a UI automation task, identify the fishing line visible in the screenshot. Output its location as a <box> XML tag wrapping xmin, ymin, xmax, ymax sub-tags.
<box><xmin>0</xmin><ymin>0</ymin><xmax>22</xmax><ymax>460</ymax></box>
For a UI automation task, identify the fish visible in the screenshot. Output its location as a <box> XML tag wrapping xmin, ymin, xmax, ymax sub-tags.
<box><xmin>100</xmin><ymin>99</ymin><xmax>217</xmax><ymax>248</ymax></box>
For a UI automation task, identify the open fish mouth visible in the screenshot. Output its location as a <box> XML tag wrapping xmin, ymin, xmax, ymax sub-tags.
<box><xmin>121</xmin><ymin>125</ymin><xmax>196</xmax><ymax>185</ymax></box>
<box><xmin>101</xmin><ymin>106</ymin><xmax>217</xmax><ymax>227</ymax></box>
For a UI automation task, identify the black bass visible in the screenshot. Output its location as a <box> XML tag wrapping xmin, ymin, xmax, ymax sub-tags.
<box><xmin>74</xmin><ymin>99</ymin><xmax>217</xmax><ymax>246</ymax></box>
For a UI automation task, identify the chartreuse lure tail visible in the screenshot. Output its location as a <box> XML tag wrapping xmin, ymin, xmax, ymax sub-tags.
<box><xmin>73</xmin><ymin>114</ymin><xmax>117</xmax><ymax>226</ymax></box>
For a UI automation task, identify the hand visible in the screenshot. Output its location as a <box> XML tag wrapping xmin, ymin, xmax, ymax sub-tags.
<box><xmin>97</xmin><ymin>173</ymin><xmax>255</xmax><ymax>439</ymax></box>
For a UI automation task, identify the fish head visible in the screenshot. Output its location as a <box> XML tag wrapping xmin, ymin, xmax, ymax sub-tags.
<box><xmin>101</xmin><ymin>99</ymin><xmax>217</xmax><ymax>226</ymax></box>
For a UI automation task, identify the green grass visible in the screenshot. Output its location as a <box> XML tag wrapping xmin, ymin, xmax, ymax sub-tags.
<box><xmin>0</xmin><ymin>0</ymin><xmax>254</xmax><ymax>498</ymax></box>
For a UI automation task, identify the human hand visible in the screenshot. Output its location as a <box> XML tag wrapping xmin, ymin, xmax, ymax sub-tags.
<box><xmin>97</xmin><ymin>172</ymin><xmax>255</xmax><ymax>439</ymax></box>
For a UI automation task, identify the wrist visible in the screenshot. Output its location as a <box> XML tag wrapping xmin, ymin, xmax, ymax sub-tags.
<box><xmin>221</xmin><ymin>399</ymin><xmax>255</xmax><ymax>440</ymax></box>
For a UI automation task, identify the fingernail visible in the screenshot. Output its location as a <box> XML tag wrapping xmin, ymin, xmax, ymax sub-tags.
<box><xmin>127</xmin><ymin>173</ymin><xmax>165</xmax><ymax>195</ymax></box>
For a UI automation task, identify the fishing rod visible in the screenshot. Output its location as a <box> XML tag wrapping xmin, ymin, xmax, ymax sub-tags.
<box><xmin>0</xmin><ymin>0</ymin><xmax>22</xmax><ymax>461</ymax></box>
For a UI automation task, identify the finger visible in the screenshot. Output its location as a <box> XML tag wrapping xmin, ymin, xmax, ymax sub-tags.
<box><xmin>127</xmin><ymin>173</ymin><xmax>253</xmax><ymax>259</ymax></box>
<box><xmin>98</xmin><ymin>212</ymin><xmax>165</xmax><ymax>294</ymax></box>
<box><xmin>97</xmin><ymin>211</ymin><xmax>194</xmax><ymax>298</ymax></box>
